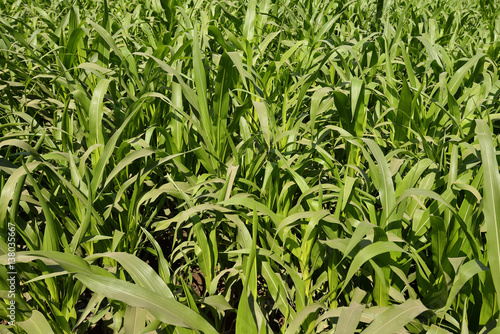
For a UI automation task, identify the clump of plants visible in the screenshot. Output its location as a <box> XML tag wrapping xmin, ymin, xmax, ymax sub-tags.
<box><xmin>1</xmin><ymin>0</ymin><xmax>500</xmax><ymax>332</ymax></box>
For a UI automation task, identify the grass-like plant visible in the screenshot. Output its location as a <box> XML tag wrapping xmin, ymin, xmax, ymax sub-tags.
<box><xmin>1</xmin><ymin>0</ymin><xmax>500</xmax><ymax>332</ymax></box>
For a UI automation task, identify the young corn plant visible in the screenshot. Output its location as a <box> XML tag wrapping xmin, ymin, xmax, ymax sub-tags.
<box><xmin>1</xmin><ymin>0</ymin><xmax>500</xmax><ymax>333</ymax></box>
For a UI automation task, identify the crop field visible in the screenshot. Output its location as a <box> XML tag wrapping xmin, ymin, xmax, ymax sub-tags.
<box><xmin>1</xmin><ymin>0</ymin><xmax>500</xmax><ymax>332</ymax></box>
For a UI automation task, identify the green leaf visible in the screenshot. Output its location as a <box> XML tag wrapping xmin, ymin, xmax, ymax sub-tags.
<box><xmin>242</xmin><ymin>0</ymin><xmax>257</xmax><ymax>41</ymax></box>
<box><xmin>102</xmin><ymin>148</ymin><xmax>155</xmax><ymax>189</ymax></box>
<box><xmin>476</xmin><ymin>120</ymin><xmax>500</xmax><ymax>312</ymax></box>
<box><xmin>191</xmin><ymin>24</ymin><xmax>213</xmax><ymax>153</ymax></box>
<box><xmin>261</xmin><ymin>260</ymin><xmax>293</xmax><ymax>320</ymax></box>
<box><xmin>284</xmin><ymin>303</ymin><xmax>324</xmax><ymax>334</ymax></box>
<box><xmin>395</xmin><ymin>79</ymin><xmax>412</xmax><ymax>142</ymax></box>
<box><xmin>219</xmin><ymin>197</ymin><xmax>281</xmax><ymax>227</ymax></box>
<box><xmin>213</xmin><ymin>52</ymin><xmax>235</xmax><ymax>160</ymax></box>
<box><xmin>0</xmin><ymin>161</ymin><xmax>41</xmax><ymax>233</ymax></box>
<box><xmin>427</xmin><ymin>325</ymin><xmax>452</xmax><ymax>334</ymax></box>
<box><xmin>447</xmin><ymin>53</ymin><xmax>485</xmax><ymax>95</ymax></box>
<box><xmin>430</xmin><ymin>217</ymin><xmax>447</xmax><ymax>272</ymax></box>
<box><xmin>341</xmin><ymin>241</ymin><xmax>404</xmax><ymax>294</ymax></box>
<box><xmin>235</xmin><ymin>288</ymin><xmax>258</xmax><ymax>334</ymax></box>
<box><xmin>441</xmin><ymin>259</ymin><xmax>488</xmax><ymax>313</ymax></box>
<box><xmin>89</xmin><ymin>93</ymin><xmax>159</xmax><ymax>194</ymax></box>
<box><xmin>336</xmin><ymin>302</ymin><xmax>365</xmax><ymax>334</ymax></box>
<box><xmin>88</xmin><ymin>79</ymin><xmax>110</xmax><ymax>163</ymax></box>
<box><xmin>361</xmin><ymin>299</ymin><xmax>427</xmax><ymax>333</ymax></box>
<box><xmin>17</xmin><ymin>310</ymin><xmax>55</xmax><ymax>334</ymax></box>
<box><xmin>74</xmin><ymin>272</ymin><xmax>218</xmax><ymax>333</ymax></box>
<box><xmin>202</xmin><ymin>295</ymin><xmax>234</xmax><ymax>312</ymax></box>
<box><xmin>124</xmin><ymin>306</ymin><xmax>147</xmax><ymax>334</ymax></box>
<box><xmin>351</xmin><ymin>77</ymin><xmax>366</xmax><ymax>137</ymax></box>
<box><xmin>253</xmin><ymin>100</ymin><xmax>272</xmax><ymax>149</ymax></box>
<box><xmin>85</xmin><ymin>252</ymin><xmax>173</xmax><ymax>298</ymax></box>
<box><xmin>363</xmin><ymin>139</ymin><xmax>396</xmax><ymax>228</ymax></box>
<box><xmin>193</xmin><ymin>215</ymin><xmax>215</xmax><ymax>287</ymax></box>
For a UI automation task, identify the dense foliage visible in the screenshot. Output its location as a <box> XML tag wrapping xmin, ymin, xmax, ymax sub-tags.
<box><xmin>1</xmin><ymin>0</ymin><xmax>500</xmax><ymax>332</ymax></box>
